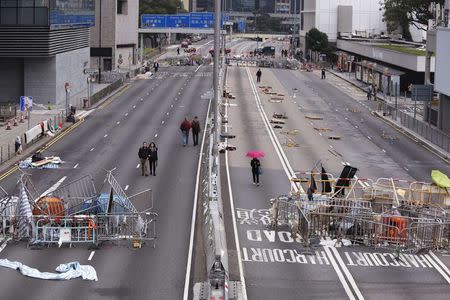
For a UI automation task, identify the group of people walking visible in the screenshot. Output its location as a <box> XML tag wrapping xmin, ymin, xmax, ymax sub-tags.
<box><xmin>281</xmin><ymin>49</ymin><xmax>289</xmax><ymax>58</ymax></box>
<box><xmin>180</xmin><ymin>116</ymin><xmax>201</xmax><ymax>146</ymax></box>
<box><xmin>138</xmin><ymin>142</ymin><xmax>158</xmax><ymax>176</ymax></box>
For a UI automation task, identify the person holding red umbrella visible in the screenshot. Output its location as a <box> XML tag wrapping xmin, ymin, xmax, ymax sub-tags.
<box><xmin>247</xmin><ymin>151</ymin><xmax>265</xmax><ymax>186</ymax></box>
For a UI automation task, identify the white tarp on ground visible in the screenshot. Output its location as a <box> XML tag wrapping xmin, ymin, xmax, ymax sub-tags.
<box><xmin>0</xmin><ymin>259</ymin><xmax>98</xmax><ymax>281</ymax></box>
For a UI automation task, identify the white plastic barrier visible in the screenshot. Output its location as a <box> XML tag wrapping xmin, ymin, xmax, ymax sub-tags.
<box><xmin>24</xmin><ymin>120</ymin><xmax>49</xmax><ymax>145</ymax></box>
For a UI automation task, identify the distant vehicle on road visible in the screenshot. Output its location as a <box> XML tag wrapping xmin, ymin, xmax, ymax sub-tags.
<box><xmin>256</xmin><ymin>46</ymin><xmax>275</xmax><ymax>56</ymax></box>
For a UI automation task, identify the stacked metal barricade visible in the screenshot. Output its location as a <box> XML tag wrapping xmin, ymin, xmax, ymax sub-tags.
<box><xmin>269</xmin><ymin>172</ymin><xmax>450</xmax><ymax>253</ymax></box>
<box><xmin>0</xmin><ymin>171</ymin><xmax>157</xmax><ymax>248</ymax></box>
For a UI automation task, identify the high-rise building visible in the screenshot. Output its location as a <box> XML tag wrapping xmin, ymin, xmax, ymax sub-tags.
<box><xmin>300</xmin><ymin>0</ymin><xmax>385</xmax><ymax>43</ymax></box>
<box><xmin>0</xmin><ymin>0</ymin><xmax>95</xmax><ymax>107</ymax></box>
<box><xmin>90</xmin><ymin>0</ymin><xmax>139</xmax><ymax>73</ymax></box>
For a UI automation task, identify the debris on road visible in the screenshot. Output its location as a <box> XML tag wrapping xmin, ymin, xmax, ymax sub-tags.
<box><xmin>273</xmin><ymin>113</ymin><xmax>288</xmax><ymax>119</ymax></box>
<box><xmin>304</xmin><ymin>115</ymin><xmax>323</xmax><ymax>120</ymax></box>
<box><xmin>328</xmin><ymin>136</ymin><xmax>341</xmax><ymax>140</ymax></box>
<box><xmin>19</xmin><ymin>155</ymin><xmax>63</xmax><ymax>169</ymax></box>
<box><xmin>0</xmin><ymin>259</ymin><xmax>98</xmax><ymax>281</ymax></box>
<box><xmin>270</xmin><ymin>119</ymin><xmax>285</xmax><ymax>124</ymax></box>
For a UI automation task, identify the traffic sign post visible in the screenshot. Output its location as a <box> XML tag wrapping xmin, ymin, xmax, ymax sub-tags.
<box><xmin>140</xmin><ymin>12</ymin><xmax>228</xmax><ymax>29</ymax></box>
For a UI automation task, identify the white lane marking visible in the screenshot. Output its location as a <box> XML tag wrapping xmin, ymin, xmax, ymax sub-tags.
<box><xmin>161</xmin><ymin>120</ymin><xmax>165</xmax><ymax>124</ymax></box>
<box><xmin>330</xmin><ymin>246</ymin><xmax>364</xmax><ymax>299</ymax></box>
<box><xmin>124</xmin><ymin>185</ymin><xmax>129</xmax><ymax>191</ymax></box>
<box><xmin>116</xmin><ymin>121</ymin><xmax>120</xmax><ymax>125</ymax></box>
<box><xmin>104</xmin><ymin>134</ymin><xmax>108</xmax><ymax>138</ymax></box>
<box><xmin>154</xmin><ymin>134</ymin><xmax>158</xmax><ymax>138</ymax></box>
<box><xmin>323</xmin><ymin>247</ymin><xmax>356</xmax><ymax>300</ymax></box>
<box><xmin>40</xmin><ymin>176</ymin><xmax>67</xmax><ymax>198</ymax></box>
<box><xmin>425</xmin><ymin>254</ymin><xmax>450</xmax><ymax>285</ymax></box>
<box><xmin>404</xmin><ymin>166</ymin><xmax>409</xmax><ymax>171</ymax></box>
<box><xmin>367</xmin><ymin>136</ymin><xmax>372</xmax><ymax>140</ymax></box>
<box><xmin>88</xmin><ymin>251</ymin><xmax>95</xmax><ymax>261</ymax></box>
<box><xmin>73</xmin><ymin>163</ymin><xmax>79</xmax><ymax>169</ymax></box>
<box><xmin>136</xmin><ymin>164</ymin><xmax>140</xmax><ymax>169</ymax></box>
<box><xmin>183</xmin><ymin>95</ymin><xmax>212</xmax><ymax>300</ymax></box>
<box><xmin>246</xmin><ymin>67</ymin><xmax>300</xmax><ymax>192</ymax></box>
<box><xmin>125</xmin><ymin>113</ymin><xmax>129</xmax><ymax>117</ymax></box>
<box><xmin>319</xmin><ymin>132</ymin><xmax>323</xmax><ymax>136</ymax></box>
<box><xmin>195</xmin><ymin>65</ymin><xmax>202</xmax><ymax>72</ymax></box>
<box><xmin>90</xmin><ymin>147</ymin><xmax>95</xmax><ymax>152</ymax></box>
<box><xmin>133</xmin><ymin>105</ymin><xmax>136</xmax><ymax>109</ymax></box>
<box><xmin>429</xmin><ymin>251</ymin><xmax>450</xmax><ymax>279</ymax></box>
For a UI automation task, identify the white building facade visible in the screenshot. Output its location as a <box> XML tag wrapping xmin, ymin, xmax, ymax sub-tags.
<box><xmin>300</xmin><ymin>0</ymin><xmax>385</xmax><ymax>43</ymax></box>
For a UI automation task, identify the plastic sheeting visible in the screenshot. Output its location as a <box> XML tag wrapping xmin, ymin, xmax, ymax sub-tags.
<box><xmin>0</xmin><ymin>259</ymin><xmax>98</xmax><ymax>281</ymax></box>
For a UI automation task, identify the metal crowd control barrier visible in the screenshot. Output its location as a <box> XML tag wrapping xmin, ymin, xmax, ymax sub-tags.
<box><xmin>269</xmin><ymin>172</ymin><xmax>450</xmax><ymax>254</ymax></box>
<box><xmin>34</xmin><ymin>217</ymin><xmax>96</xmax><ymax>246</ymax></box>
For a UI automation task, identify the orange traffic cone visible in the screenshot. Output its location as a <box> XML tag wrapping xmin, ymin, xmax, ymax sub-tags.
<box><xmin>5</xmin><ymin>121</ymin><xmax>11</xmax><ymax>130</ymax></box>
<box><xmin>13</xmin><ymin>118</ymin><xmax>18</xmax><ymax>126</ymax></box>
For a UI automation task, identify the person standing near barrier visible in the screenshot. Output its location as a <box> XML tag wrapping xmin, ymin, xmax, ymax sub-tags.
<box><xmin>138</xmin><ymin>142</ymin><xmax>150</xmax><ymax>176</ymax></box>
<box><xmin>251</xmin><ymin>157</ymin><xmax>261</xmax><ymax>186</ymax></box>
<box><xmin>153</xmin><ymin>61</ymin><xmax>159</xmax><ymax>73</ymax></box>
<box><xmin>148</xmin><ymin>142</ymin><xmax>158</xmax><ymax>176</ymax></box>
<box><xmin>15</xmin><ymin>136</ymin><xmax>22</xmax><ymax>154</ymax></box>
<box><xmin>177</xmin><ymin>48</ymin><xmax>180</xmax><ymax>55</ymax></box>
<box><xmin>256</xmin><ymin>69</ymin><xmax>262</xmax><ymax>83</ymax></box>
<box><xmin>191</xmin><ymin>116</ymin><xmax>201</xmax><ymax>146</ymax></box>
<box><xmin>321</xmin><ymin>68</ymin><xmax>326</xmax><ymax>80</ymax></box>
<box><xmin>180</xmin><ymin>117</ymin><xmax>191</xmax><ymax>146</ymax></box>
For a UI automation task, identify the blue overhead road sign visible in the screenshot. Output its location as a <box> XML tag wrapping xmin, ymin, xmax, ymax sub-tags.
<box><xmin>189</xmin><ymin>12</ymin><xmax>214</xmax><ymax>28</ymax></box>
<box><xmin>166</xmin><ymin>14</ymin><xmax>190</xmax><ymax>28</ymax></box>
<box><xmin>141</xmin><ymin>15</ymin><xmax>165</xmax><ymax>28</ymax></box>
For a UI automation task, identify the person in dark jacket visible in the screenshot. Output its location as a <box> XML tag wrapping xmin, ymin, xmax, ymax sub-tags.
<box><xmin>321</xmin><ymin>68</ymin><xmax>326</xmax><ymax>80</ymax></box>
<box><xmin>148</xmin><ymin>142</ymin><xmax>158</xmax><ymax>176</ymax></box>
<box><xmin>180</xmin><ymin>118</ymin><xmax>191</xmax><ymax>146</ymax></box>
<box><xmin>256</xmin><ymin>69</ymin><xmax>262</xmax><ymax>83</ymax></box>
<box><xmin>250</xmin><ymin>157</ymin><xmax>261</xmax><ymax>185</ymax></box>
<box><xmin>138</xmin><ymin>142</ymin><xmax>150</xmax><ymax>176</ymax></box>
<box><xmin>153</xmin><ymin>61</ymin><xmax>159</xmax><ymax>73</ymax></box>
<box><xmin>191</xmin><ymin>116</ymin><xmax>201</xmax><ymax>146</ymax></box>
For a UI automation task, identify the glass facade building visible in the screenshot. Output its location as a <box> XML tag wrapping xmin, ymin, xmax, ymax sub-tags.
<box><xmin>0</xmin><ymin>0</ymin><xmax>95</xmax><ymax>27</ymax></box>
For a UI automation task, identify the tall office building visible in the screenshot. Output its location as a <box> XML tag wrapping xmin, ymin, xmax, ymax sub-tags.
<box><xmin>0</xmin><ymin>0</ymin><xmax>95</xmax><ymax>107</ymax></box>
<box><xmin>90</xmin><ymin>0</ymin><xmax>139</xmax><ymax>72</ymax></box>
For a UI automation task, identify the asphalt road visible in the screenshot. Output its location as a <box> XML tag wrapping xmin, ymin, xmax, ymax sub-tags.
<box><xmin>0</xmin><ymin>64</ymin><xmax>212</xmax><ymax>299</ymax></box>
<box><xmin>221</xmin><ymin>41</ymin><xmax>450</xmax><ymax>300</ymax></box>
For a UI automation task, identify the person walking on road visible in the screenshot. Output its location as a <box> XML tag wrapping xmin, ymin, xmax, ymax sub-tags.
<box><xmin>153</xmin><ymin>61</ymin><xmax>159</xmax><ymax>73</ymax></box>
<box><xmin>138</xmin><ymin>142</ymin><xmax>150</xmax><ymax>176</ymax></box>
<box><xmin>256</xmin><ymin>69</ymin><xmax>262</xmax><ymax>83</ymax></box>
<box><xmin>321</xmin><ymin>68</ymin><xmax>326</xmax><ymax>80</ymax></box>
<box><xmin>250</xmin><ymin>157</ymin><xmax>261</xmax><ymax>186</ymax></box>
<box><xmin>177</xmin><ymin>47</ymin><xmax>180</xmax><ymax>55</ymax></box>
<box><xmin>191</xmin><ymin>116</ymin><xmax>201</xmax><ymax>146</ymax></box>
<box><xmin>180</xmin><ymin>117</ymin><xmax>191</xmax><ymax>146</ymax></box>
<box><xmin>148</xmin><ymin>142</ymin><xmax>158</xmax><ymax>176</ymax></box>
<box><xmin>367</xmin><ymin>85</ymin><xmax>373</xmax><ymax>101</ymax></box>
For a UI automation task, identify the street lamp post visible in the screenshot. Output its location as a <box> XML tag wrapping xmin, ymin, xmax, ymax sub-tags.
<box><xmin>64</xmin><ymin>82</ymin><xmax>71</xmax><ymax>118</ymax></box>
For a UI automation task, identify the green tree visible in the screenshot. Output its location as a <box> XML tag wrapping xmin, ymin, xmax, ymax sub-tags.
<box><xmin>305</xmin><ymin>28</ymin><xmax>329</xmax><ymax>53</ymax></box>
<box><xmin>380</xmin><ymin>0</ymin><xmax>444</xmax><ymax>41</ymax></box>
<box><xmin>139</xmin><ymin>0</ymin><xmax>186</xmax><ymax>15</ymax></box>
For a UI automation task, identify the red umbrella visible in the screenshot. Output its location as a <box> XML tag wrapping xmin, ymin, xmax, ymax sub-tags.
<box><xmin>246</xmin><ymin>150</ymin><xmax>265</xmax><ymax>158</ymax></box>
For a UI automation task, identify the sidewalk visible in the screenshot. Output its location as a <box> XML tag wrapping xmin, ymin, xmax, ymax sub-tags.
<box><xmin>325</xmin><ymin>69</ymin><xmax>450</xmax><ymax>160</ymax></box>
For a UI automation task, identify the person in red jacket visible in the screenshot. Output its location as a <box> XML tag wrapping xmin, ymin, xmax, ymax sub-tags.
<box><xmin>180</xmin><ymin>117</ymin><xmax>191</xmax><ymax>146</ymax></box>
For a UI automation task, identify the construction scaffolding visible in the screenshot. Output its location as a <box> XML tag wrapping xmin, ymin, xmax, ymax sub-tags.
<box><xmin>269</xmin><ymin>169</ymin><xmax>450</xmax><ymax>254</ymax></box>
<box><xmin>0</xmin><ymin>170</ymin><xmax>157</xmax><ymax>248</ymax></box>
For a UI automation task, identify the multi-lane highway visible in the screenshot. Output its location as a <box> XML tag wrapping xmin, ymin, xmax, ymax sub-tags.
<box><xmin>0</xmin><ymin>42</ymin><xmax>212</xmax><ymax>299</ymax></box>
<box><xmin>220</xmin><ymin>38</ymin><xmax>450</xmax><ymax>300</ymax></box>
<box><xmin>1</xmin><ymin>37</ymin><xmax>449</xmax><ymax>300</ymax></box>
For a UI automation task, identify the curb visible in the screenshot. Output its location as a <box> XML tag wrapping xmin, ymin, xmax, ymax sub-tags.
<box><xmin>372</xmin><ymin>111</ymin><xmax>449</xmax><ymax>162</ymax></box>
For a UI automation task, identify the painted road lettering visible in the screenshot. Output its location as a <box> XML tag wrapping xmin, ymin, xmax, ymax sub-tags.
<box><xmin>246</xmin><ymin>229</ymin><xmax>303</xmax><ymax>244</ymax></box>
<box><xmin>242</xmin><ymin>247</ymin><xmax>330</xmax><ymax>265</ymax></box>
<box><xmin>344</xmin><ymin>251</ymin><xmax>433</xmax><ymax>268</ymax></box>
